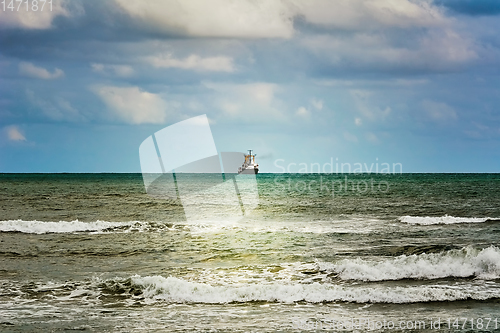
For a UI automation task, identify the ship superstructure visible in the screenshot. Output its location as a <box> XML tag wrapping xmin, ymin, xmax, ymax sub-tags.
<box><xmin>238</xmin><ymin>150</ymin><xmax>259</xmax><ymax>174</ymax></box>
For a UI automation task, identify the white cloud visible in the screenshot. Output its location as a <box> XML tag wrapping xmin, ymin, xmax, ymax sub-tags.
<box><xmin>239</xmin><ymin>83</ymin><xmax>277</xmax><ymax>105</ymax></box>
<box><xmin>311</xmin><ymin>98</ymin><xmax>323</xmax><ymax>110</ymax></box>
<box><xmin>93</xmin><ymin>86</ymin><xmax>167</xmax><ymax>124</ymax></box>
<box><xmin>91</xmin><ymin>63</ymin><xmax>134</xmax><ymax>77</ymax></box>
<box><xmin>422</xmin><ymin>100</ymin><xmax>457</xmax><ymax>122</ymax></box>
<box><xmin>5</xmin><ymin>126</ymin><xmax>26</xmax><ymax>141</ymax></box>
<box><xmin>204</xmin><ymin>82</ymin><xmax>285</xmax><ymax>122</ymax></box>
<box><xmin>146</xmin><ymin>54</ymin><xmax>235</xmax><ymax>72</ymax></box>
<box><xmin>220</xmin><ymin>102</ymin><xmax>240</xmax><ymax>116</ymax></box>
<box><xmin>114</xmin><ymin>0</ymin><xmax>294</xmax><ymax>38</ymax></box>
<box><xmin>296</xmin><ymin>106</ymin><xmax>310</xmax><ymax>117</ymax></box>
<box><xmin>355</xmin><ymin>117</ymin><xmax>362</xmax><ymax>126</ymax></box>
<box><xmin>302</xmin><ymin>29</ymin><xmax>476</xmax><ymax>72</ymax></box>
<box><xmin>300</xmin><ymin>1</ymin><xmax>477</xmax><ymax>74</ymax></box>
<box><xmin>19</xmin><ymin>62</ymin><xmax>64</xmax><ymax>80</ymax></box>
<box><xmin>205</xmin><ymin>82</ymin><xmax>278</xmax><ymax>105</ymax></box>
<box><xmin>295</xmin><ymin>0</ymin><xmax>445</xmax><ymax>30</ymax></box>
<box><xmin>26</xmin><ymin>90</ymin><xmax>83</xmax><ymax>122</ymax></box>
<box><xmin>91</xmin><ymin>63</ymin><xmax>105</xmax><ymax>72</ymax></box>
<box><xmin>0</xmin><ymin>0</ymin><xmax>69</xmax><ymax>29</ymax></box>
<box><xmin>463</xmin><ymin>122</ymin><xmax>500</xmax><ymax>139</ymax></box>
<box><xmin>315</xmin><ymin>78</ymin><xmax>429</xmax><ymax>87</ymax></box>
<box><xmin>351</xmin><ymin>89</ymin><xmax>372</xmax><ymax>100</ymax></box>
<box><xmin>351</xmin><ymin>90</ymin><xmax>391</xmax><ymax>121</ymax></box>
<box><xmin>113</xmin><ymin>0</ymin><xmax>447</xmax><ymax>39</ymax></box>
<box><xmin>419</xmin><ymin>29</ymin><xmax>477</xmax><ymax>65</ymax></box>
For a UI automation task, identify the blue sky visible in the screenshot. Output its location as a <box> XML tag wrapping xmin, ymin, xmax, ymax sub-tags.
<box><xmin>1</xmin><ymin>0</ymin><xmax>499</xmax><ymax>172</ymax></box>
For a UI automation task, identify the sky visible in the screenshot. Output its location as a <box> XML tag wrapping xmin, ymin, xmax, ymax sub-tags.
<box><xmin>1</xmin><ymin>0</ymin><xmax>500</xmax><ymax>173</ymax></box>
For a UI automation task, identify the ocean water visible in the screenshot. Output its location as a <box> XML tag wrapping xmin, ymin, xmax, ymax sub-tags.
<box><xmin>1</xmin><ymin>173</ymin><xmax>500</xmax><ymax>332</ymax></box>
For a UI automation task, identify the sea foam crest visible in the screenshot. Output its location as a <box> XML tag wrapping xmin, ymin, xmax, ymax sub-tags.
<box><xmin>129</xmin><ymin>275</ymin><xmax>499</xmax><ymax>304</ymax></box>
<box><xmin>0</xmin><ymin>220</ymin><xmax>140</xmax><ymax>234</ymax></box>
<box><xmin>319</xmin><ymin>246</ymin><xmax>500</xmax><ymax>281</ymax></box>
<box><xmin>398</xmin><ymin>215</ymin><xmax>492</xmax><ymax>225</ymax></box>
<box><xmin>0</xmin><ymin>219</ymin><xmax>375</xmax><ymax>235</ymax></box>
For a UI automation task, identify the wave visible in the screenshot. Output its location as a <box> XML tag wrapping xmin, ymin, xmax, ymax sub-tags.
<box><xmin>5</xmin><ymin>267</ymin><xmax>500</xmax><ymax>305</ymax></box>
<box><xmin>319</xmin><ymin>246</ymin><xmax>500</xmax><ymax>281</ymax></box>
<box><xmin>0</xmin><ymin>220</ymin><xmax>146</xmax><ymax>234</ymax></box>
<box><xmin>3</xmin><ymin>215</ymin><xmax>497</xmax><ymax>235</ymax></box>
<box><xmin>398</xmin><ymin>215</ymin><xmax>498</xmax><ymax>225</ymax></box>
<box><xmin>101</xmin><ymin>275</ymin><xmax>499</xmax><ymax>304</ymax></box>
<box><xmin>0</xmin><ymin>219</ymin><xmax>376</xmax><ymax>235</ymax></box>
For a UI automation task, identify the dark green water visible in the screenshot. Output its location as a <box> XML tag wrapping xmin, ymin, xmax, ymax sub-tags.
<box><xmin>1</xmin><ymin>173</ymin><xmax>500</xmax><ymax>332</ymax></box>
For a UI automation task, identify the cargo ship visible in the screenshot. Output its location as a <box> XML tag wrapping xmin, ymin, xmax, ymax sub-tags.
<box><xmin>238</xmin><ymin>150</ymin><xmax>259</xmax><ymax>174</ymax></box>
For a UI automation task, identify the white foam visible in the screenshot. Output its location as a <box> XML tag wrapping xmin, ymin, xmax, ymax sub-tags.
<box><xmin>319</xmin><ymin>246</ymin><xmax>500</xmax><ymax>281</ymax></box>
<box><xmin>184</xmin><ymin>218</ymin><xmax>380</xmax><ymax>235</ymax></box>
<box><xmin>0</xmin><ymin>220</ymin><xmax>140</xmax><ymax>234</ymax></box>
<box><xmin>398</xmin><ymin>215</ymin><xmax>491</xmax><ymax>225</ymax></box>
<box><xmin>130</xmin><ymin>275</ymin><xmax>500</xmax><ymax>304</ymax></box>
<box><xmin>0</xmin><ymin>218</ymin><xmax>381</xmax><ymax>235</ymax></box>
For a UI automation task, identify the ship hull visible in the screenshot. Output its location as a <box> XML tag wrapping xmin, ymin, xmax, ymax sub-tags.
<box><xmin>238</xmin><ymin>168</ymin><xmax>259</xmax><ymax>174</ymax></box>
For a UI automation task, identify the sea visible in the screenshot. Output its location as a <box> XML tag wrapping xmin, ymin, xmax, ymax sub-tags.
<box><xmin>1</xmin><ymin>173</ymin><xmax>500</xmax><ymax>332</ymax></box>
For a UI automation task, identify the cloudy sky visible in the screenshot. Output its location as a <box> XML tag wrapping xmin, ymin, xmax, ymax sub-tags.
<box><xmin>1</xmin><ymin>0</ymin><xmax>500</xmax><ymax>172</ymax></box>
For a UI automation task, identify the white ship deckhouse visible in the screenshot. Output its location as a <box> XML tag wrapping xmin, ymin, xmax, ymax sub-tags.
<box><xmin>238</xmin><ymin>150</ymin><xmax>259</xmax><ymax>174</ymax></box>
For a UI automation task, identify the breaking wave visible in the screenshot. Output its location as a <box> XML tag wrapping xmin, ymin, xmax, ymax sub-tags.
<box><xmin>398</xmin><ymin>215</ymin><xmax>497</xmax><ymax>225</ymax></box>
<box><xmin>0</xmin><ymin>220</ymin><xmax>143</xmax><ymax>234</ymax></box>
<box><xmin>111</xmin><ymin>275</ymin><xmax>499</xmax><ymax>304</ymax></box>
<box><xmin>0</xmin><ymin>219</ymin><xmax>375</xmax><ymax>235</ymax></box>
<box><xmin>319</xmin><ymin>246</ymin><xmax>500</xmax><ymax>281</ymax></box>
